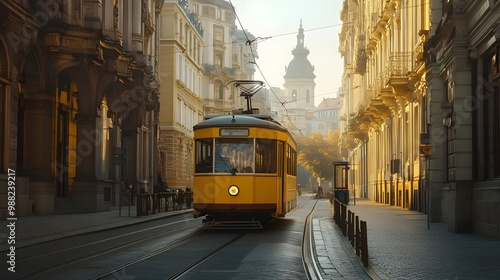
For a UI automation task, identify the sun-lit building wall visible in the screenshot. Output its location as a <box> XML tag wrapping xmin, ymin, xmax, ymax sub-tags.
<box><xmin>339</xmin><ymin>0</ymin><xmax>430</xmax><ymax>210</ymax></box>
<box><xmin>158</xmin><ymin>0</ymin><xmax>204</xmax><ymax>188</ymax></box>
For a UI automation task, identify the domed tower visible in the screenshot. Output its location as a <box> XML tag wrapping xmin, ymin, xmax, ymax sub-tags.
<box><xmin>283</xmin><ymin>21</ymin><xmax>316</xmax><ymax>110</ymax></box>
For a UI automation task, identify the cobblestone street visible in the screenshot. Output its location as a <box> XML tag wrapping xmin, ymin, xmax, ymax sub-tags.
<box><xmin>345</xmin><ymin>199</ymin><xmax>500</xmax><ymax>280</ymax></box>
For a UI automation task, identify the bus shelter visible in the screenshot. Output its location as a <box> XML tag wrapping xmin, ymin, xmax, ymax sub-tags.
<box><xmin>333</xmin><ymin>161</ymin><xmax>350</xmax><ymax>204</ymax></box>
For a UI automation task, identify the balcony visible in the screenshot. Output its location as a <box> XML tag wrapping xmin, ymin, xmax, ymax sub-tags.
<box><xmin>353</xmin><ymin>35</ymin><xmax>367</xmax><ymax>74</ymax></box>
<box><xmin>178</xmin><ymin>0</ymin><xmax>203</xmax><ymax>36</ymax></box>
<box><xmin>346</xmin><ymin>93</ymin><xmax>390</xmax><ymax>138</ymax></box>
<box><xmin>367</xmin><ymin>1</ymin><xmax>397</xmax><ymax>54</ymax></box>
<box><xmin>202</xmin><ymin>64</ymin><xmax>236</xmax><ymax>78</ymax></box>
<box><xmin>341</xmin><ymin>132</ymin><xmax>362</xmax><ymax>149</ymax></box>
<box><xmin>364</xmin><ymin>98</ymin><xmax>390</xmax><ymax>126</ymax></box>
<box><xmin>379</xmin><ymin>87</ymin><xmax>398</xmax><ymax>111</ymax></box>
<box><xmin>384</xmin><ymin>52</ymin><xmax>418</xmax><ymax>101</ymax></box>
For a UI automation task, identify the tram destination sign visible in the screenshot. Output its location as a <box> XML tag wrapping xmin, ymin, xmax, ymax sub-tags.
<box><xmin>220</xmin><ymin>128</ymin><xmax>249</xmax><ymax>136</ymax></box>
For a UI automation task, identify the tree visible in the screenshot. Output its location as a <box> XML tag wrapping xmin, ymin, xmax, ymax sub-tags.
<box><xmin>297</xmin><ymin>130</ymin><xmax>346</xmax><ymax>181</ymax></box>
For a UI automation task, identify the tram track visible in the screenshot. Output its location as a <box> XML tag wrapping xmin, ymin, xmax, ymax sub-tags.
<box><xmin>90</xmin><ymin>230</ymin><xmax>222</xmax><ymax>280</ymax></box>
<box><xmin>89</xmin><ymin>230</ymin><xmax>249</xmax><ymax>280</ymax></box>
<box><xmin>301</xmin><ymin>198</ymin><xmax>323</xmax><ymax>280</ymax></box>
<box><xmin>16</xmin><ymin>196</ymin><xmax>320</xmax><ymax>280</ymax></box>
<box><xmin>17</xmin><ymin>219</ymin><xmax>198</xmax><ymax>264</ymax></box>
<box><xmin>165</xmin><ymin>232</ymin><xmax>246</xmax><ymax>280</ymax></box>
<box><xmin>94</xmin><ymin>220</ymin><xmax>276</xmax><ymax>279</ymax></box>
<box><xmin>18</xmin><ymin>223</ymin><xmax>254</xmax><ymax>280</ymax></box>
<box><xmin>18</xmin><ymin>221</ymin><xmax>203</xmax><ymax>280</ymax></box>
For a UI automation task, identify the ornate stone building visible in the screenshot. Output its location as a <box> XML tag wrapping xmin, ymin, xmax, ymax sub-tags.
<box><xmin>158</xmin><ymin>0</ymin><xmax>204</xmax><ymax>189</ymax></box>
<box><xmin>190</xmin><ymin>0</ymin><xmax>258</xmax><ymax>116</ymax></box>
<box><xmin>281</xmin><ymin>22</ymin><xmax>316</xmax><ymax>136</ymax></box>
<box><xmin>156</xmin><ymin>0</ymin><xmax>260</xmax><ymax>189</ymax></box>
<box><xmin>311</xmin><ymin>97</ymin><xmax>340</xmax><ymax>135</ymax></box>
<box><xmin>425</xmin><ymin>0</ymin><xmax>500</xmax><ymax>239</ymax></box>
<box><xmin>338</xmin><ymin>0</ymin><xmax>430</xmax><ymax>212</ymax></box>
<box><xmin>340</xmin><ymin>0</ymin><xmax>500</xmax><ymax>239</ymax></box>
<box><xmin>0</xmin><ymin>0</ymin><xmax>163</xmax><ymax>216</ymax></box>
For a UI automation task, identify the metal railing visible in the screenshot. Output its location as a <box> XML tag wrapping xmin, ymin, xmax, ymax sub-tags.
<box><xmin>136</xmin><ymin>191</ymin><xmax>193</xmax><ymax>217</ymax></box>
<box><xmin>332</xmin><ymin>197</ymin><xmax>369</xmax><ymax>267</ymax></box>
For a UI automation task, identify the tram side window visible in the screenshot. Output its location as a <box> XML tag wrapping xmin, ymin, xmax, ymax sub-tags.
<box><xmin>255</xmin><ymin>139</ymin><xmax>277</xmax><ymax>173</ymax></box>
<box><xmin>287</xmin><ymin>146</ymin><xmax>297</xmax><ymax>176</ymax></box>
<box><xmin>195</xmin><ymin>138</ymin><xmax>213</xmax><ymax>173</ymax></box>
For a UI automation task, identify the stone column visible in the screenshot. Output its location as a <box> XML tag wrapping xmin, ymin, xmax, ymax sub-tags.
<box><xmin>131</xmin><ymin>0</ymin><xmax>143</xmax><ymax>52</ymax></box>
<box><xmin>72</xmin><ymin>114</ymin><xmax>107</xmax><ymax>212</ymax></box>
<box><xmin>23</xmin><ymin>93</ymin><xmax>55</xmax><ymax>214</ymax></box>
<box><xmin>121</xmin><ymin>107</ymin><xmax>141</xmax><ymax>202</ymax></box>
<box><xmin>445</xmin><ymin>50</ymin><xmax>473</xmax><ymax>233</ymax></box>
<box><xmin>426</xmin><ymin>62</ymin><xmax>447</xmax><ymax>223</ymax></box>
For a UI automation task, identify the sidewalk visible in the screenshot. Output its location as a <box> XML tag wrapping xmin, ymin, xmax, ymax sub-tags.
<box><xmin>341</xmin><ymin>198</ymin><xmax>500</xmax><ymax>280</ymax></box>
<box><xmin>311</xmin><ymin>197</ymin><xmax>372</xmax><ymax>279</ymax></box>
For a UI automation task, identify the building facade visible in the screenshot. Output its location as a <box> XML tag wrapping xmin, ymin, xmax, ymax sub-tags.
<box><xmin>157</xmin><ymin>0</ymin><xmax>204</xmax><ymax>189</ymax></box>
<box><xmin>281</xmin><ymin>22</ymin><xmax>316</xmax><ymax>136</ymax></box>
<box><xmin>339</xmin><ymin>0</ymin><xmax>500</xmax><ymax>239</ymax></box>
<box><xmin>157</xmin><ymin>0</ymin><xmax>261</xmax><ymax>189</ymax></box>
<box><xmin>0</xmin><ymin>0</ymin><xmax>163</xmax><ymax>216</ymax></box>
<box><xmin>425</xmin><ymin>0</ymin><xmax>500</xmax><ymax>239</ymax></box>
<box><xmin>339</xmin><ymin>0</ymin><xmax>430</xmax><ymax>215</ymax></box>
<box><xmin>190</xmin><ymin>0</ymin><xmax>258</xmax><ymax>116</ymax></box>
<box><xmin>311</xmin><ymin>97</ymin><xmax>340</xmax><ymax>135</ymax></box>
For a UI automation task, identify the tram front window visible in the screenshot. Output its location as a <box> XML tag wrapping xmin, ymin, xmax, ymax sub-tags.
<box><xmin>215</xmin><ymin>138</ymin><xmax>254</xmax><ymax>173</ymax></box>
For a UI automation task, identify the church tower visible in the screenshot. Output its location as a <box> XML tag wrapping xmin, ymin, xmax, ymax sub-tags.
<box><xmin>283</xmin><ymin>21</ymin><xmax>316</xmax><ymax>110</ymax></box>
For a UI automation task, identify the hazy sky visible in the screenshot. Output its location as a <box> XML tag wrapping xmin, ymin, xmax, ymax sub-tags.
<box><xmin>230</xmin><ymin>0</ymin><xmax>344</xmax><ymax>106</ymax></box>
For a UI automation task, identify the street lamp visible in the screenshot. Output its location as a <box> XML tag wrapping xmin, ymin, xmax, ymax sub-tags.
<box><xmin>442</xmin><ymin>111</ymin><xmax>452</xmax><ymax>128</ymax></box>
<box><xmin>442</xmin><ymin>101</ymin><xmax>453</xmax><ymax>128</ymax></box>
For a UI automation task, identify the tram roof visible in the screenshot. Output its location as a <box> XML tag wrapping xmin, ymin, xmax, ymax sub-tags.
<box><xmin>194</xmin><ymin>114</ymin><xmax>287</xmax><ymax>132</ymax></box>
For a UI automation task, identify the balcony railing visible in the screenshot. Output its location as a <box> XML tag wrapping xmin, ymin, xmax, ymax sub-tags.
<box><xmin>387</xmin><ymin>52</ymin><xmax>413</xmax><ymax>79</ymax></box>
<box><xmin>385</xmin><ymin>52</ymin><xmax>416</xmax><ymax>100</ymax></box>
<box><xmin>354</xmin><ymin>34</ymin><xmax>367</xmax><ymax>74</ymax></box>
<box><xmin>178</xmin><ymin>0</ymin><xmax>204</xmax><ymax>36</ymax></box>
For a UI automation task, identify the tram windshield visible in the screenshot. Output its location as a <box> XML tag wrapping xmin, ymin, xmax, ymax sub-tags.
<box><xmin>194</xmin><ymin>138</ymin><xmax>277</xmax><ymax>174</ymax></box>
<box><xmin>215</xmin><ymin>138</ymin><xmax>254</xmax><ymax>173</ymax></box>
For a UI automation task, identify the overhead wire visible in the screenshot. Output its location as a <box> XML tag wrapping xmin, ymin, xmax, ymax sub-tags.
<box><xmin>156</xmin><ymin>0</ymin><xmax>430</xmax><ymax>57</ymax></box>
<box><xmin>172</xmin><ymin>1</ymin><xmax>429</xmax><ymax>132</ymax></box>
<box><xmin>229</xmin><ymin>0</ymin><xmax>314</xmax><ymax>135</ymax></box>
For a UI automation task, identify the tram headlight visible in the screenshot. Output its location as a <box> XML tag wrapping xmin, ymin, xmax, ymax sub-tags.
<box><xmin>228</xmin><ymin>185</ymin><xmax>239</xmax><ymax>196</ymax></box>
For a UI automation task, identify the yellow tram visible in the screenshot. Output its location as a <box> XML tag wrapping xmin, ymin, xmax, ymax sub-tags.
<box><xmin>192</xmin><ymin>113</ymin><xmax>297</xmax><ymax>223</ymax></box>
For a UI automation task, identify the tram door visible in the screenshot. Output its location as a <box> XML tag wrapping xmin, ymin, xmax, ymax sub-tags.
<box><xmin>277</xmin><ymin>141</ymin><xmax>284</xmax><ymax>216</ymax></box>
<box><xmin>333</xmin><ymin>161</ymin><xmax>350</xmax><ymax>204</ymax></box>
